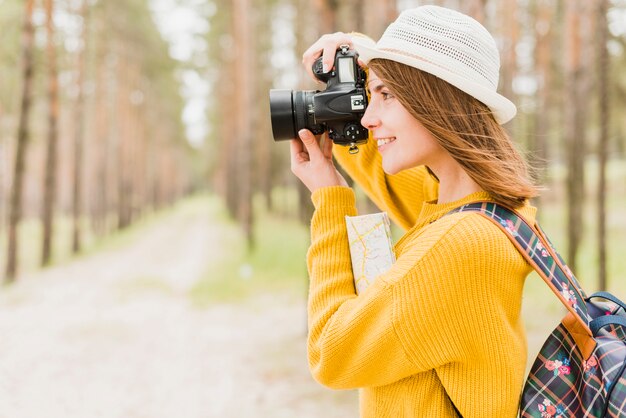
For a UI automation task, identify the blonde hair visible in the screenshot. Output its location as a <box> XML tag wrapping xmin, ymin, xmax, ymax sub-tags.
<box><xmin>368</xmin><ymin>59</ymin><xmax>539</xmax><ymax>208</ymax></box>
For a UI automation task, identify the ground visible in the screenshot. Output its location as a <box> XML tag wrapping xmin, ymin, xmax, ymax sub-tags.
<box><xmin>0</xmin><ymin>203</ymin><xmax>358</xmax><ymax>418</ymax></box>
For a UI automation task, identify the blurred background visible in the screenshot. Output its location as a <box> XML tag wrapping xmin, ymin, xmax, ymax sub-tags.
<box><xmin>0</xmin><ymin>0</ymin><xmax>625</xmax><ymax>416</ymax></box>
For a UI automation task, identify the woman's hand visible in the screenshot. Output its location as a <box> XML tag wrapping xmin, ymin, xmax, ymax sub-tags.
<box><xmin>302</xmin><ymin>32</ymin><xmax>354</xmax><ymax>82</ymax></box>
<box><xmin>290</xmin><ymin>129</ymin><xmax>349</xmax><ymax>193</ymax></box>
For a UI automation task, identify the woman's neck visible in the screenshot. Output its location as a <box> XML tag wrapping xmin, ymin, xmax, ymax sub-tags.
<box><xmin>430</xmin><ymin>162</ymin><xmax>482</xmax><ymax>204</ymax></box>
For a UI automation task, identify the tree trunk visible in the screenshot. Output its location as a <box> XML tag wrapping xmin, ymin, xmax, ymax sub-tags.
<box><xmin>254</xmin><ymin>0</ymin><xmax>273</xmax><ymax>212</ymax></box>
<box><xmin>145</xmin><ymin>103</ymin><xmax>158</xmax><ymax>213</ymax></box>
<box><xmin>532</xmin><ymin>0</ymin><xmax>555</xmax><ymax>213</ymax></box>
<box><xmin>358</xmin><ymin>0</ymin><xmax>396</xmax><ymax>40</ymax></box>
<box><xmin>212</xmin><ymin>0</ymin><xmax>237</xmax><ymax>218</ymax></box>
<box><xmin>131</xmin><ymin>83</ymin><xmax>147</xmax><ymax>222</ymax></box>
<box><xmin>6</xmin><ymin>0</ymin><xmax>36</xmax><ymax>281</ymax></box>
<box><xmin>72</xmin><ymin>0</ymin><xmax>89</xmax><ymax>253</ymax></box>
<box><xmin>596</xmin><ymin>0</ymin><xmax>609</xmax><ymax>290</ymax></box>
<box><xmin>461</xmin><ymin>0</ymin><xmax>487</xmax><ymax>24</ymax></box>
<box><xmin>91</xmin><ymin>35</ymin><xmax>111</xmax><ymax>236</ymax></box>
<box><xmin>233</xmin><ymin>0</ymin><xmax>254</xmax><ymax>250</ymax></box>
<box><xmin>314</xmin><ymin>0</ymin><xmax>338</xmax><ymax>34</ymax></box>
<box><xmin>116</xmin><ymin>50</ymin><xmax>132</xmax><ymax>230</ymax></box>
<box><xmin>41</xmin><ymin>0</ymin><xmax>60</xmax><ymax>266</ymax></box>
<box><xmin>564</xmin><ymin>0</ymin><xmax>586</xmax><ymax>273</ymax></box>
<box><xmin>0</xmin><ymin>104</ymin><xmax>5</xmax><ymax>235</ymax></box>
<box><xmin>500</xmin><ymin>0</ymin><xmax>518</xmax><ymax>103</ymax></box>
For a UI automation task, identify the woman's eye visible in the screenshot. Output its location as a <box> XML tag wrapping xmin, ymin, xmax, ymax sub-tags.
<box><xmin>381</xmin><ymin>91</ymin><xmax>394</xmax><ymax>100</ymax></box>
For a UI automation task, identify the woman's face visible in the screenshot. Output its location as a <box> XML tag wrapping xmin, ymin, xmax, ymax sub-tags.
<box><xmin>361</xmin><ymin>69</ymin><xmax>446</xmax><ymax>175</ymax></box>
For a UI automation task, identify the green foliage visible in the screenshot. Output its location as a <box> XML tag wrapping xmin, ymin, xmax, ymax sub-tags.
<box><xmin>190</xmin><ymin>193</ymin><xmax>310</xmax><ymax>305</ymax></box>
<box><xmin>90</xmin><ymin>0</ymin><xmax>186</xmax><ymax>141</ymax></box>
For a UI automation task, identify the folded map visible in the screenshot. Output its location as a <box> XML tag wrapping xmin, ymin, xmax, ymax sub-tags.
<box><xmin>345</xmin><ymin>212</ymin><xmax>396</xmax><ymax>295</ymax></box>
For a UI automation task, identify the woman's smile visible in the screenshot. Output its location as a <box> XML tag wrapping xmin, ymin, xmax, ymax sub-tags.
<box><xmin>376</xmin><ymin>137</ymin><xmax>396</xmax><ymax>150</ymax></box>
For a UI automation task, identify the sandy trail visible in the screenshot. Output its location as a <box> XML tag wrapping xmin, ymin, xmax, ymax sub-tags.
<box><xmin>0</xmin><ymin>201</ymin><xmax>357</xmax><ymax>418</ymax></box>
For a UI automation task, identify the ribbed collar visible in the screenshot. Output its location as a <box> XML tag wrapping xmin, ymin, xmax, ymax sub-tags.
<box><xmin>416</xmin><ymin>190</ymin><xmax>493</xmax><ymax>224</ymax></box>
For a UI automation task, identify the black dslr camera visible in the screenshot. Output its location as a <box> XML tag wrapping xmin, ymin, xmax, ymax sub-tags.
<box><xmin>269</xmin><ymin>45</ymin><xmax>368</xmax><ymax>154</ymax></box>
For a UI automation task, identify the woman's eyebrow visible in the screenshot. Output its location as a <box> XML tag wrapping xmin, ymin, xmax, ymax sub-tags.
<box><xmin>366</xmin><ymin>82</ymin><xmax>385</xmax><ymax>95</ymax></box>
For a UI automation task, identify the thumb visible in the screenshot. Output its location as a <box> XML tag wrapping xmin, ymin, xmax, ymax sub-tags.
<box><xmin>298</xmin><ymin>129</ymin><xmax>324</xmax><ymax>161</ymax></box>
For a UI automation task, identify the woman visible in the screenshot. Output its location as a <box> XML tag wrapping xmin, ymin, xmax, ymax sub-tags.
<box><xmin>290</xmin><ymin>6</ymin><xmax>539</xmax><ymax>417</ymax></box>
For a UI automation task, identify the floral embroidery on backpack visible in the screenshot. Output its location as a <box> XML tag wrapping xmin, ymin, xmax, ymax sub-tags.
<box><xmin>500</xmin><ymin>219</ymin><xmax>519</xmax><ymax>237</ymax></box>
<box><xmin>560</xmin><ymin>282</ymin><xmax>578</xmax><ymax>309</ymax></box>
<box><xmin>582</xmin><ymin>355</ymin><xmax>597</xmax><ymax>376</ymax></box>
<box><xmin>537</xmin><ymin>398</ymin><xmax>565</xmax><ymax>417</ymax></box>
<box><xmin>535</xmin><ymin>242</ymin><xmax>549</xmax><ymax>257</ymax></box>
<box><xmin>545</xmin><ymin>355</ymin><xmax>570</xmax><ymax>377</ymax></box>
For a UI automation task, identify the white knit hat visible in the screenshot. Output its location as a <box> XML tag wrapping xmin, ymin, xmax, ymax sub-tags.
<box><xmin>352</xmin><ymin>5</ymin><xmax>516</xmax><ymax>124</ymax></box>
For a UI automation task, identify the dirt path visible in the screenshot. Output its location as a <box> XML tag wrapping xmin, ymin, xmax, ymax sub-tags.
<box><xmin>0</xmin><ymin>200</ymin><xmax>358</xmax><ymax>418</ymax></box>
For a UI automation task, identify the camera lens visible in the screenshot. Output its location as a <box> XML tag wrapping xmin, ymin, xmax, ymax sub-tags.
<box><xmin>269</xmin><ymin>90</ymin><xmax>296</xmax><ymax>141</ymax></box>
<box><xmin>269</xmin><ymin>89</ymin><xmax>321</xmax><ymax>141</ymax></box>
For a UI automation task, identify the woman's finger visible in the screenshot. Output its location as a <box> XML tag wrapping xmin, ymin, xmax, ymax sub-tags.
<box><xmin>302</xmin><ymin>33</ymin><xmax>353</xmax><ymax>79</ymax></box>
<box><xmin>321</xmin><ymin>39</ymin><xmax>352</xmax><ymax>72</ymax></box>
<box><xmin>290</xmin><ymin>138</ymin><xmax>307</xmax><ymax>164</ymax></box>
<box><xmin>302</xmin><ymin>40</ymin><xmax>324</xmax><ymax>64</ymax></box>
<box><xmin>298</xmin><ymin>129</ymin><xmax>324</xmax><ymax>162</ymax></box>
<box><xmin>302</xmin><ymin>41</ymin><xmax>326</xmax><ymax>82</ymax></box>
<box><xmin>321</xmin><ymin>134</ymin><xmax>333</xmax><ymax>160</ymax></box>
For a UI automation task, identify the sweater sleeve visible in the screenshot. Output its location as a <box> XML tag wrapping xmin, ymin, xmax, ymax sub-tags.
<box><xmin>333</xmin><ymin>135</ymin><xmax>439</xmax><ymax>230</ymax></box>
<box><xmin>306</xmin><ymin>186</ymin><xmax>419</xmax><ymax>388</ymax></box>
<box><xmin>307</xmin><ymin>195</ymin><xmax>529</xmax><ymax>390</ymax></box>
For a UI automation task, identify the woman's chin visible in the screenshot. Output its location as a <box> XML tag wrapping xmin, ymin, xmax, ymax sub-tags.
<box><xmin>382</xmin><ymin>161</ymin><xmax>400</xmax><ymax>175</ymax></box>
<box><xmin>382</xmin><ymin>158</ymin><xmax>421</xmax><ymax>175</ymax></box>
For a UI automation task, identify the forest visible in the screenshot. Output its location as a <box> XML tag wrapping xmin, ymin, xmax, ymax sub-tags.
<box><xmin>1</xmin><ymin>0</ymin><xmax>626</xmax><ymax>291</ymax></box>
<box><xmin>1</xmin><ymin>0</ymin><xmax>626</xmax><ymax>416</ymax></box>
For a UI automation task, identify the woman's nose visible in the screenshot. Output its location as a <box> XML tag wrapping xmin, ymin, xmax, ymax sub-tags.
<box><xmin>360</xmin><ymin>105</ymin><xmax>380</xmax><ymax>130</ymax></box>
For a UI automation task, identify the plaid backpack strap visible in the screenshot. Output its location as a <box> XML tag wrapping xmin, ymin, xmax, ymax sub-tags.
<box><xmin>590</xmin><ymin>314</ymin><xmax>626</xmax><ymax>336</ymax></box>
<box><xmin>447</xmin><ymin>201</ymin><xmax>592</xmax><ymax>336</ymax></box>
<box><xmin>587</xmin><ymin>291</ymin><xmax>626</xmax><ymax>313</ymax></box>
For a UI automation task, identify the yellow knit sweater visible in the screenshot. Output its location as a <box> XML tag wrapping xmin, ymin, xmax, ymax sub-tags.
<box><xmin>306</xmin><ymin>138</ymin><xmax>536</xmax><ymax>417</ymax></box>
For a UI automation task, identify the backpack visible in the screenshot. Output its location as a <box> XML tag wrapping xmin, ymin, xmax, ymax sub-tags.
<box><xmin>450</xmin><ymin>201</ymin><xmax>626</xmax><ymax>417</ymax></box>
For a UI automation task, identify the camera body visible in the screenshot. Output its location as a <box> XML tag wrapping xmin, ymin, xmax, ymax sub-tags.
<box><xmin>269</xmin><ymin>46</ymin><xmax>369</xmax><ymax>151</ymax></box>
